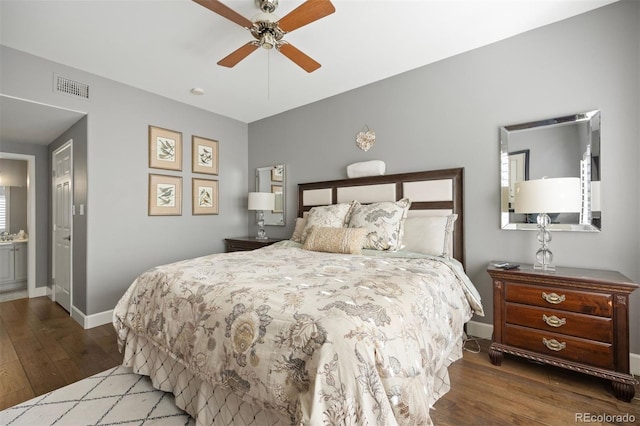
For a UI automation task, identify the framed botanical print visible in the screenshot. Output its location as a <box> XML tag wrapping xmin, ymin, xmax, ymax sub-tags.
<box><xmin>192</xmin><ymin>178</ymin><xmax>219</xmax><ymax>215</ymax></box>
<box><xmin>192</xmin><ymin>136</ymin><xmax>219</xmax><ymax>175</ymax></box>
<box><xmin>148</xmin><ymin>174</ymin><xmax>182</xmax><ymax>216</ymax></box>
<box><xmin>149</xmin><ymin>126</ymin><xmax>182</xmax><ymax>171</ymax></box>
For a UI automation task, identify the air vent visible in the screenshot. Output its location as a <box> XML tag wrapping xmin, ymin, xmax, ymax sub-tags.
<box><xmin>54</xmin><ymin>74</ymin><xmax>90</xmax><ymax>99</ymax></box>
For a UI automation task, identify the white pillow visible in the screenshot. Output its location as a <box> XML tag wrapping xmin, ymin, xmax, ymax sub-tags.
<box><xmin>347</xmin><ymin>199</ymin><xmax>411</xmax><ymax>251</ymax></box>
<box><xmin>402</xmin><ymin>214</ymin><xmax>458</xmax><ymax>257</ymax></box>
<box><xmin>300</xmin><ymin>202</ymin><xmax>355</xmax><ymax>243</ymax></box>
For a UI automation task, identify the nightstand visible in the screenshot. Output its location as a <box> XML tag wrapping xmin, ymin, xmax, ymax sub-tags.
<box><xmin>224</xmin><ymin>237</ymin><xmax>284</xmax><ymax>253</ymax></box>
<box><xmin>487</xmin><ymin>262</ymin><xmax>639</xmax><ymax>402</ymax></box>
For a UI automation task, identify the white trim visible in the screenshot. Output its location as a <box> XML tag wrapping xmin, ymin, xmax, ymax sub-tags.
<box><xmin>0</xmin><ymin>153</ymin><xmax>37</xmax><ymax>299</ymax></box>
<box><xmin>71</xmin><ymin>306</ymin><xmax>113</xmax><ymax>329</ymax></box>
<box><xmin>32</xmin><ymin>286</ymin><xmax>47</xmax><ymax>298</ymax></box>
<box><xmin>631</xmin><ymin>353</ymin><xmax>640</xmax><ymax>377</ymax></box>
<box><xmin>0</xmin><ymin>94</ymin><xmax>86</xmax><ymax>116</ymax></box>
<box><xmin>466</xmin><ymin>320</ymin><xmax>639</xmax><ymax>375</ymax></box>
<box><xmin>466</xmin><ymin>320</ymin><xmax>493</xmax><ymax>340</ymax></box>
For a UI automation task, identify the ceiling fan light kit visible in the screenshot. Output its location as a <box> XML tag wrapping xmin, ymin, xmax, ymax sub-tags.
<box><xmin>194</xmin><ymin>0</ymin><xmax>335</xmax><ymax>73</ymax></box>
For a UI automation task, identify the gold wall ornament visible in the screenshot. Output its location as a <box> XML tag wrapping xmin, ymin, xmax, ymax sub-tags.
<box><xmin>356</xmin><ymin>125</ymin><xmax>376</xmax><ymax>151</ymax></box>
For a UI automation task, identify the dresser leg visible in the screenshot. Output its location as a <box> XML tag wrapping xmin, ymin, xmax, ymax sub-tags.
<box><xmin>489</xmin><ymin>346</ymin><xmax>503</xmax><ymax>366</ymax></box>
<box><xmin>611</xmin><ymin>380</ymin><xmax>635</xmax><ymax>402</ymax></box>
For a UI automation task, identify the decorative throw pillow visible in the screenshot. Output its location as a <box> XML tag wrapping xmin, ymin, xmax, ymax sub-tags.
<box><xmin>300</xmin><ymin>202</ymin><xmax>355</xmax><ymax>243</ymax></box>
<box><xmin>290</xmin><ymin>217</ymin><xmax>307</xmax><ymax>243</ymax></box>
<box><xmin>303</xmin><ymin>227</ymin><xmax>366</xmax><ymax>255</ymax></box>
<box><xmin>402</xmin><ymin>214</ymin><xmax>458</xmax><ymax>257</ymax></box>
<box><xmin>347</xmin><ymin>198</ymin><xmax>411</xmax><ymax>251</ymax></box>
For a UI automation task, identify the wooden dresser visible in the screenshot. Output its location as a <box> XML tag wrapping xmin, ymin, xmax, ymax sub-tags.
<box><xmin>487</xmin><ymin>263</ymin><xmax>638</xmax><ymax>401</ymax></box>
<box><xmin>224</xmin><ymin>237</ymin><xmax>284</xmax><ymax>252</ymax></box>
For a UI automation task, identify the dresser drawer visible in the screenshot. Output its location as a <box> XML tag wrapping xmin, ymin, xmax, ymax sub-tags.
<box><xmin>505</xmin><ymin>303</ymin><xmax>613</xmax><ymax>343</ymax></box>
<box><xmin>505</xmin><ymin>282</ymin><xmax>612</xmax><ymax>317</ymax></box>
<box><xmin>504</xmin><ymin>324</ymin><xmax>613</xmax><ymax>369</ymax></box>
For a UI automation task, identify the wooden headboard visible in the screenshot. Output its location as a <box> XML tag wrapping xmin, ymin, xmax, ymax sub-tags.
<box><xmin>297</xmin><ymin>168</ymin><xmax>465</xmax><ymax>267</ymax></box>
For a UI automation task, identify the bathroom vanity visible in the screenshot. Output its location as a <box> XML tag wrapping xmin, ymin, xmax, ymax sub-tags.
<box><xmin>0</xmin><ymin>241</ymin><xmax>27</xmax><ymax>292</ymax></box>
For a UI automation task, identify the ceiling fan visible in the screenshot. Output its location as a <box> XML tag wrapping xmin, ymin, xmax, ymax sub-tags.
<box><xmin>193</xmin><ymin>0</ymin><xmax>335</xmax><ymax>73</ymax></box>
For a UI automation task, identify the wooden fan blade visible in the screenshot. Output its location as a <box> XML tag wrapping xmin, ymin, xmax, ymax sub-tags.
<box><xmin>193</xmin><ymin>0</ymin><xmax>253</xmax><ymax>28</ymax></box>
<box><xmin>278</xmin><ymin>0</ymin><xmax>335</xmax><ymax>33</ymax></box>
<box><xmin>278</xmin><ymin>43</ymin><xmax>321</xmax><ymax>73</ymax></box>
<box><xmin>218</xmin><ymin>42</ymin><xmax>259</xmax><ymax>67</ymax></box>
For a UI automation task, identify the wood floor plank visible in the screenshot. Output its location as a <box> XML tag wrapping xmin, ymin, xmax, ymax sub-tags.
<box><xmin>0</xmin><ymin>322</ymin><xmax>18</xmax><ymax>365</ymax></box>
<box><xmin>11</xmin><ymin>333</ymin><xmax>68</xmax><ymax>395</ymax></box>
<box><xmin>0</xmin><ymin>360</ymin><xmax>33</xmax><ymax>410</ymax></box>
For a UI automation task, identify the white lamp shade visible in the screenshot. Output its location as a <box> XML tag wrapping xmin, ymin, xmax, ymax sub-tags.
<box><xmin>514</xmin><ymin>177</ymin><xmax>581</xmax><ymax>214</ymax></box>
<box><xmin>248</xmin><ymin>192</ymin><xmax>275</xmax><ymax>211</ymax></box>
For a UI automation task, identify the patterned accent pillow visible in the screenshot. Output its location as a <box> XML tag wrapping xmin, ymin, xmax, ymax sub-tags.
<box><xmin>347</xmin><ymin>199</ymin><xmax>411</xmax><ymax>251</ymax></box>
<box><xmin>303</xmin><ymin>227</ymin><xmax>367</xmax><ymax>255</ymax></box>
<box><xmin>290</xmin><ymin>217</ymin><xmax>307</xmax><ymax>243</ymax></box>
<box><xmin>402</xmin><ymin>214</ymin><xmax>458</xmax><ymax>257</ymax></box>
<box><xmin>300</xmin><ymin>202</ymin><xmax>355</xmax><ymax>243</ymax></box>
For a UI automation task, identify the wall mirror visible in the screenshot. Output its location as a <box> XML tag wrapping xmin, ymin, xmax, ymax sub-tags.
<box><xmin>256</xmin><ymin>165</ymin><xmax>285</xmax><ymax>226</ymax></box>
<box><xmin>500</xmin><ymin>110</ymin><xmax>601</xmax><ymax>232</ymax></box>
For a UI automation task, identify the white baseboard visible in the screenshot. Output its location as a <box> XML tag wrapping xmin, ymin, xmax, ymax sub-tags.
<box><xmin>71</xmin><ymin>306</ymin><xmax>114</xmax><ymax>329</ymax></box>
<box><xmin>466</xmin><ymin>320</ymin><xmax>640</xmax><ymax>376</ymax></box>
<box><xmin>631</xmin><ymin>353</ymin><xmax>640</xmax><ymax>377</ymax></box>
<box><xmin>29</xmin><ymin>286</ymin><xmax>47</xmax><ymax>298</ymax></box>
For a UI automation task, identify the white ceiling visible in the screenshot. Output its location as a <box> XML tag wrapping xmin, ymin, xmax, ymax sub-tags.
<box><xmin>1</xmin><ymin>0</ymin><xmax>616</xmax><ymax>127</ymax></box>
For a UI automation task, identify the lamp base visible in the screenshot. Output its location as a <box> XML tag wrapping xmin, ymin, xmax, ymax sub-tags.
<box><xmin>533</xmin><ymin>262</ymin><xmax>555</xmax><ymax>271</ymax></box>
<box><xmin>533</xmin><ymin>237</ymin><xmax>554</xmax><ymax>271</ymax></box>
<box><xmin>256</xmin><ymin>210</ymin><xmax>268</xmax><ymax>240</ymax></box>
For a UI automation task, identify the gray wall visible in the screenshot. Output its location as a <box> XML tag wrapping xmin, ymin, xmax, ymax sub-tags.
<box><xmin>1</xmin><ymin>46</ymin><xmax>249</xmax><ymax>315</ymax></box>
<box><xmin>248</xmin><ymin>1</ymin><xmax>640</xmax><ymax>352</ymax></box>
<box><xmin>0</xmin><ymin>141</ymin><xmax>49</xmax><ymax>288</ymax></box>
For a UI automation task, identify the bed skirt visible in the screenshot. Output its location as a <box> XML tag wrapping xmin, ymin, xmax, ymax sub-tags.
<box><xmin>122</xmin><ymin>332</ymin><xmax>290</xmax><ymax>426</ymax></box>
<box><xmin>121</xmin><ymin>330</ymin><xmax>460</xmax><ymax>426</ymax></box>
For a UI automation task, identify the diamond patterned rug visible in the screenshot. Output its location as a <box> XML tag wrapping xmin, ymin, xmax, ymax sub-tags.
<box><xmin>0</xmin><ymin>365</ymin><xmax>194</xmax><ymax>426</ymax></box>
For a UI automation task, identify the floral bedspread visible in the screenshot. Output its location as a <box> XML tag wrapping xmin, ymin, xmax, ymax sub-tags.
<box><xmin>113</xmin><ymin>242</ymin><xmax>483</xmax><ymax>425</ymax></box>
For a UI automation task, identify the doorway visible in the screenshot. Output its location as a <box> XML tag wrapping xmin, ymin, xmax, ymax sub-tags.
<box><xmin>0</xmin><ymin>152</ymin><xmax>37</xmax><ymax>301</ymax></box>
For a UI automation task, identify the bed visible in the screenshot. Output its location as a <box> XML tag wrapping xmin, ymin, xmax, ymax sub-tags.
<box><xmin>113</xmin><ymin>168</ymin><xmax>484</xmax><ymax>425</ymax></box>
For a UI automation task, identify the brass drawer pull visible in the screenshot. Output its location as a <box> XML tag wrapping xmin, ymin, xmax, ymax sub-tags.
<box><xmin>542</xmin><ymin>314</ymin><xmax>566</xmax><ymax>327</ymax></box>
<box><xmin>542</xmin><ymin>292</ymin><xmax>565</xmax><ymax>304</ymax></box>
<box><xmin>542</xmin><ymin>338</ymin><xmax>566</xmax><ymax>351</ymax></box>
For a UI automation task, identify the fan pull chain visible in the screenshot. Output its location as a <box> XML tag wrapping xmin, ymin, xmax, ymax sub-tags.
<box><xmin>267</xmin><ymin>49</ymin><xmax>270</xmax><ymax>100</ymax></box>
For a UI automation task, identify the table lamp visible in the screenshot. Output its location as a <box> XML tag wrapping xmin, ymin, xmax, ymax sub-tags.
<box><xmin>248</xmin><ymin>192</ymin><xmax>275</xmax><ymax>240</ymax></box>
<box><xmin>514</xmin><ymin>177</ymin><xmax>581</xmax><ymax>270</ymax></box>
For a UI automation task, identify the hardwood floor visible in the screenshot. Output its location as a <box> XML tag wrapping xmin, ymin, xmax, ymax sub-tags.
<box><xmin>0</xmin><ymin>297</ymin><xmax>638</xmax><ymax>425</ymax></box>
<box><xmin>432</xmin><ymin>338</ymin><xmax>640</xmax><ymax>425</ymax></box>
<box><xmin>0</xmin><ymin>296</ymin><xmax>122</xmax><ymax>410</ymax></box>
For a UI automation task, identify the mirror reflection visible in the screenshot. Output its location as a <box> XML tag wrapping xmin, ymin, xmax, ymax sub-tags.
<box><xmin>256</xmin><ymin>165</ymin><xmax>285</xmax><ymax>226</ymax></box>
<box><xmin>500</xmin><ymin>110</ymin><xmax>600</xmax><ymax>232</ymax></box>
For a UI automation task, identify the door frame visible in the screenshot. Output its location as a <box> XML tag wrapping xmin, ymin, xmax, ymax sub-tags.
<box><xmin>0</xmin><ymin>152</ymin><xmax>39</xmax><ymax>298</ymax></box>
<box><xmin>51</xmin><ymin>140</ymin><xmax>73</xmax><ymax>312</ymax></box>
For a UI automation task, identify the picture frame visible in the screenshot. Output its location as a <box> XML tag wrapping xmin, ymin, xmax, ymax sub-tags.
<box><xmin>271</xmin><ymin>184</ymin><xmax>283</xmax><ymax>213</ymax></box>
<box><xmin>192</xmin><ymin>136</ymin><xmax>219</xmax><ymax>175</ymax></box>
<box><xmin>192</xmin><ymin>178</ymin><xmax>219</xmax><ymax>215</ymax></box>
<box><xmin>271</xmin><ymin>164</ymin><xmax>283</xmax><ymax>182</ymax></box>
<box><xmin>149</xmin><ymin>125</ymin><xmax>182</xmax><ymax>171</ymax></box>
<box><xmin>148</xmin><ymin>174</ymin><xmax>182</xmax><ymax>216</ymax></box>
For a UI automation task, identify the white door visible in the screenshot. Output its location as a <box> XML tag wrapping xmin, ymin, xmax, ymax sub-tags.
<box><xmin>53</xmin><ymin>141</ymin><xmax>72</xmax><ymax>312</ymax></box>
